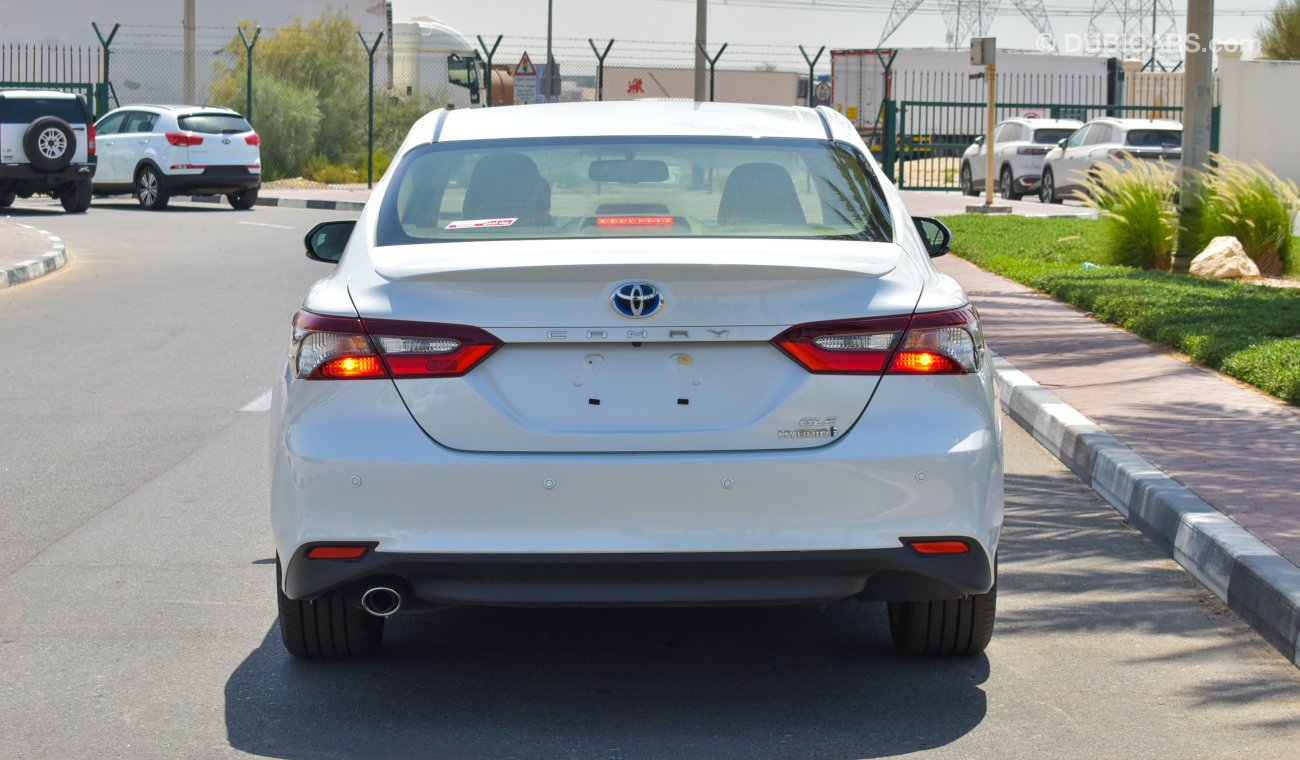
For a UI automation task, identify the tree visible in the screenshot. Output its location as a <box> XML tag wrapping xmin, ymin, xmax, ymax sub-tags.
<box><xmin>211</xmin><ymin>11</ymin><xmax>367</xmax><ymax>178</ymax></box>
<box><xmin>1260</xmin><ymin>0</ymin><xmax>1300</xmax><ymax>60</ymax></box>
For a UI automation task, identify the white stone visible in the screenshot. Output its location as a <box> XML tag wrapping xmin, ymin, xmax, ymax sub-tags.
<box><xmin>1190</xmin><ymin>236</ymin><xmax>1260</xmax><ymax>279</ymax></box>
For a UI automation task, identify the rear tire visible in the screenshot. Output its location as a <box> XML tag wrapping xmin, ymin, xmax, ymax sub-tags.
<box><xmin>1040</xmin><ymin>168</ymin><xmax>1063</xmax><ymax>205</ymax></box>
<box><xmin>135</xmin><ymin>166</ymin><xmax>170</xmax><ymax>210</ymax></box>
<box><xmin>60</xmin><ymin>179</ymin><xmax>92</xmax><ymax>213</ymax></box>
<box><xmin>276</xmin><ymin>558</ymin><xmax>384</xmax><ymax>659</ymax></box>
<box><xmin>888</xmin><ymin>570</ymin><xmax>996</xmax><ymax>657</ymax></box>
<box><xmin>0</xmin><ymin>191</ymin><xmax>14</xmax><ymax>208</ymax></box>
<box><xmin>227</xmin><ymin>187</ymin><xmax>259</xmax><ymax>210</ymax></box>
<box><xmin>1000</xmin><ymin>167</ymin><xmax>1022</xmax><ymax>201</ymax></box>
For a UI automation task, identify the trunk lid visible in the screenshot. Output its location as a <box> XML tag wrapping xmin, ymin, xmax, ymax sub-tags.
<box><xmin>348</xmin><ymin>238</ymin><xmax>923</xmax><ymax>453</ymax></box>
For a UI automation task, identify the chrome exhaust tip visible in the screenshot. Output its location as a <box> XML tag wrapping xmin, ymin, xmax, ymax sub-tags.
<box><xmin>360</xmin><ymin>585</ymin><xmax>402</xmax><ymax>617</ymax></box>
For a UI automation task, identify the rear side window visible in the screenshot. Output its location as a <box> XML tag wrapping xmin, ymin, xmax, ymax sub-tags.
<box><xmin>0</xmin><ymin>97</ymin><xmax>87</xmax><ymax>124</ymax></box>
<box><xmin>377</xmin><ymin>136</ymin><xmax>894</xmax><ymax>246</ymax></box>
<box><xmin>1126</xmin><ymin>130</ymin><xmax>1182</xmax><ymax>148</ymax></box>
<box><xmin>1034</xmin><ymin>129</ymin><xmax>1074</xmax><ymax>144</ymax></box>
<box><xmin>178</xmin><ymin>113</ymin><xmax>252</xmax><ymax>134</ymax></box>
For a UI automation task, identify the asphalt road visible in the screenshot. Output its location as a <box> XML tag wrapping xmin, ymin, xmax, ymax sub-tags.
<box><xmin>3</xmin><ymin>198</ymin><xmax>1300</xmax><ymax>759</ymax></box>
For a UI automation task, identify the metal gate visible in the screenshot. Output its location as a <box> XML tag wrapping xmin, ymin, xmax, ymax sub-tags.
<box><xmin>891</xmin><ymin>101</ymin><xmax>1216</xmax><ymax>192</ymax></box>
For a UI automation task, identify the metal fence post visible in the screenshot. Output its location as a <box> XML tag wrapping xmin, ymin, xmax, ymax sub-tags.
<box><xmin>882</xmin><ymin>99</ymin><xmax>897</xmax><ymax>183</ymax></box>
<box><xmin>588</xmin><ymin>39</ymin><xmax>614</xmax><ymax>101</ymax></box>
<box><xmin>798</xmin><ymin>45</ymin><xmax>825</xmax><ymax>108</ymax></box>
<box><xmin>477</xmin><ymin>35</ymin><xmax>502</xmax><ymax>106</ymax></box>
<box><xmin>696</xmin><ymin>42</ymin><xmax>726</xmax><ymax>102</ymax></box>
<box><xmin>359</xmin><ymin>32</ymin><xmax>384</xmax><ymax>189</ymax></box>
<box><xmin>237</xmin><ymin>25</ymin><xmax>261</xmax><ymax>123</ymax></box>
<box><xmin>90</xmin><ymin>22</ymin><xmax>119</xmax><ymax>119</ymax></box>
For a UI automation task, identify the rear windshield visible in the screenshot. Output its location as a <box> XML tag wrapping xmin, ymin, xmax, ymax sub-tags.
<box><xmin>1034</xmin><ymin>128</ymin><xmax>1074</xmax><ymax>144</ymax></box>
<box><xmin>178</xmin><ymin>113</ymin><xmax>252</xmax><ymax>134</ymax></box>
<box><xmin>377</xmin><ymin>137</ymin><xmax>893</xmax><ymax>245</ymax></box>
<box><xmin>0</xmin><ymin>97</ymin><xmax>87</xmax><ymax>124</ymax></box>
<box><xmin>1126</xmin><ymin>130</ymin><xmax>1182</xmax><ymax>148</ymax></box>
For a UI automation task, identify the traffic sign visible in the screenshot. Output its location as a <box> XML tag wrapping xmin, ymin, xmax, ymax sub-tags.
<box><xmin>514</xmin><ymin>52</ymin><xmax>537</xmax><ymax>105</ymax></box>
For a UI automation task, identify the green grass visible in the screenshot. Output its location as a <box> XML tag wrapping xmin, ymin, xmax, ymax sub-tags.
<box><xmin>940</xmin><ymin>214</ymin><xmax>1300</xmax><ymax>405</ymax></box>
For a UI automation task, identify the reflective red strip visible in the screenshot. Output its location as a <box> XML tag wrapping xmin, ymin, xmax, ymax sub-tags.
<box><xmin>910</xmin><ymin>541</ymin><xmax>970</xmax><ymax>555</ymax></box>
<box><xmin>306</xmin><ymin>546</ymin><xmax>369</xmax><ymax>560</ymax></box>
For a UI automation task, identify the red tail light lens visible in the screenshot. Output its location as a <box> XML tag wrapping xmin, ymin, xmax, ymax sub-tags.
<box><xmin>88</xmin><ymin>123</ymin><xmax>96</xmax><ymax>155</ymax></box>
<box><xmin>165</xmin><ymin>132</ymin><xmax>204</xmax><ymax>147</ymax></box>
<box><xmin>773</xmin><ymin>307</ymin><xmax>982</xmax><ymax>375</ymax></box>
<box><xmin>292</xmin><ymin>311</ymin><xmax>501</xmax><ymax>380</ymax></box>
<box><xmin>306</xmin><ymin>546</ymin><xmax>369</xmax><ymax>560</ymax></box>
<box><xmin>909</xmin><ymin>540</ymin><xmax>970</xmax><ymax>555</ymax></box>
<box><xmin>245</xmin><ymin>133</ymin><xmax>261</xmax><ymax>146</ymax></box>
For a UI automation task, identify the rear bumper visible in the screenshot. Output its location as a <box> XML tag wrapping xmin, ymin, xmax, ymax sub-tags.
<box><xmin>164</xmin><ymin>166</ymin><xmax>259</xmax><ymax>194</ymax></box>
<box><xmin>271</xmin><ymin>362</ymin><xmax>1004</xmax><ymax>606</ymax></box>
<box><xmin>284</xmin><ymin>545</ymin><xmax>996</xmax><ymax>605</ymax></box>
<box><xmin>0</xmin><ymin>161</ymin><xmax>95</xmax><ymax>189</ymax></box>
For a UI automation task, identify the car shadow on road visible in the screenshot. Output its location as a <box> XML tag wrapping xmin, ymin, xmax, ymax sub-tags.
<box><xmin>224</xmin><ymin>601</ymin><xmax>989</xmax><ymax>760</ymax></box>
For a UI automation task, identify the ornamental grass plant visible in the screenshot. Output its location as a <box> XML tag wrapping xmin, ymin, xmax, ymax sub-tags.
<box><xmin>1077</xmin><ymin>160</ymin><xmax>1178</xmax><ymax>270</ymax></box>
<box><xmin>1198</xmin><ymin>155</ymin><xmax>1299</xmax><ymax>275</ymax></box>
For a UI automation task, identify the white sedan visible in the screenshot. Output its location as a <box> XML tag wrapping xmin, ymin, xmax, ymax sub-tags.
<box><xmin>272</xmin><ymin>100</ymin><xmax>1004</xmax><ymax>659</ymax></box>
<box><xmin>960</xmin><ymin>117</ymin><xmax>1080</xmax><ymax>200</ymax></box>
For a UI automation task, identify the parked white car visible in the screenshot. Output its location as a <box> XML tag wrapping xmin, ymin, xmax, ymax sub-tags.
<box><xmin>960</xmin><ymin>117</ymin><xmax>1080</xmax><ymax>200</ymax></box>
<box><xmin>1040</xmin><ymin>117</ymin><xmax>1183</xmax><ymax>204</ymax></box>
<box><xmin>272</xmin><ymin>100</ymin><xmax>1003</xmax><ymax>660</ymax></box>
<box><xmin>92</xmin><ymin>105</ymin><xmax>261</xmax><ymax>210</ymax></box>
<box><xmin>0</xmin><ymin>89</ymin><xmax>96</xmax><ymax>212</ymax></box>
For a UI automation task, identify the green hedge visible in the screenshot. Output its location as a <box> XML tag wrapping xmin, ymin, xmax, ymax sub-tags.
<box><xmin>941</xmin><ymin>215</ymin><xmax>1300</xmax><ymax>405</ymax></box>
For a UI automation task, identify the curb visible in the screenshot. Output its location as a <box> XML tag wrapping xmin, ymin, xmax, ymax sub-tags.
<box><xmin>993</xmin><ymin>354</ymin><xmax>1300</xmax><ymax>668</ymax></box>
<box><xmin>0</xmin><ymin>225</ymin><xmax>68</xmax><ymax>289</ymax></box>
<box><xmin>181</xmin><ymin>194</ymin><xmax>366</xmax><ymax>212</ymax></box>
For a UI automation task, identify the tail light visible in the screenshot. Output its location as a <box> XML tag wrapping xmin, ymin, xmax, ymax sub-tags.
<box><xmin>292</xmin><ymin>311</ymin><xmax>501</xmax><ymax>380</ymax></box>
<box><xmin>773</xmin><ymin>306</ymin><xmax>982</xmax><ymax>375</ymax></box>
<box><xmin>245</xmin><ymin>133</ymin><xmax>261</xmax><ymax>146</ymax></box>
<box><xmin>165</xmin><ymin>132</ymin><xmax>204</xmax><ymax>147</ymax></box>
<box><xmin>88</xmin><ymin>123</ymin><xmax>96</xmax><ymax>155</ymax></box>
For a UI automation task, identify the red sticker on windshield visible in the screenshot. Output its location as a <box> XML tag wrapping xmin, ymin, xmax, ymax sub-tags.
<box><xmin>445</xmin><ymin>217</ymin><xmax>517</xmax><ymax>230</ymax></box>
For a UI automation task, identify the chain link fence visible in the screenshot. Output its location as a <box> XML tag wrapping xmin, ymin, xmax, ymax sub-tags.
<box><xmin>3</xmin><ymin>17</ymin><xmax>1208</xmax><ymax>188</ymax></box>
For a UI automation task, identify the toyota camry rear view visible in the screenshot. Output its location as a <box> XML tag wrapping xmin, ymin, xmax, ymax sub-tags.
<box><xmin>271</xmin><ymin>101</ymin><xmax>1003</xmax><ymax>659</ymax></box>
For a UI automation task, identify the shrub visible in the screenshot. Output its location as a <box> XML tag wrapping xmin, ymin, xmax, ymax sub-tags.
<box><xmin>304</xmin><ymin>155</ymin><xmax>364</xmax><ymax>185</ymax></box>
<box><xmin>1198</xmin><ymin>155</ymin><xmax>1299</xmax><ymax>275</ymax></box>
<box><xmin>1078</xmin><ymin>160</ymin><xmax>1178</xmax><ymax>270</ymax></box>
<box><xmin>1259</xmin><ymin>0</ymin><xmax>1300</xmax><ymax>60</ymax></box>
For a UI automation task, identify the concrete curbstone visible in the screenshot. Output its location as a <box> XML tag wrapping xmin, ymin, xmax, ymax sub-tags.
<box><xmin>0</xmin><ymin>224</ymin><xmax>68</xmax><ymax>289</ymax></box>
<box><xmin>991</xmin><ymin>351</ymin><xmax>1300</xmax><ymax>669</ymax></box>
<box><xmin>180</xmin><ymin>194</ymin><xmax>367</xmax><ymax>213</ymax></box>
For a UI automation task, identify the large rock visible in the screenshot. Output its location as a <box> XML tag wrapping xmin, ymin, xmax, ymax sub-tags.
<box><xmin>1190</xmin><ymin>236</ymin><xmax>1260</xmax><ymax>279</ymax></box>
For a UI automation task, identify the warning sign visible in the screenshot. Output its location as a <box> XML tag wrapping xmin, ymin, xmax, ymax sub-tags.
<box><xmin>514</xmin><ymin>52</ymin><xmax>538</xmax><ymax>105</ymax></box>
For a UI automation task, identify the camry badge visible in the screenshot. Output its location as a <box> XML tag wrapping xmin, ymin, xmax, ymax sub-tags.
<box><xmin>611</xmin><ymin>282</ymin><xmax>664</xmax><ymax>318</ymax></box>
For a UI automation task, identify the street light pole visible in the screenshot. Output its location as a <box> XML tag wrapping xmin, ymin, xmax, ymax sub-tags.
<box><xmin>1175</xmin><ymin>0</ymin><xmax>1214</xmax><ymax>272</ymax></box>
<box><xmin>694</xmin><ymin>0</ymin><xmax>707</xmax><ymax>102</ymax></box>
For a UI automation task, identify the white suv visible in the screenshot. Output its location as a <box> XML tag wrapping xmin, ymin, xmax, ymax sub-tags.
<box><xmin>960</xmin><ymin>117</ymin><xmax>1080</xmax><ymax>201</ymax></box>
<box><xmin>92</xmin><ymin>105</ymin><xmax>261</xmax><ymax>210</ymax></box>
<box><xmin>0</xmin><ymin>89</ymin><xmax>96</xmax><ymax>212</ymax></box>
<box><xmin>1040</xmin><ymin>118</ymin><xmax>1183</xmax><ymax>204</ymax></box>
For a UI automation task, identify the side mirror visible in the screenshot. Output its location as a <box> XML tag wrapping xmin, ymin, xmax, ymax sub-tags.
<box><xmin>974</xmin><ymin>135</ymin><xmax>985</xmax><ymax>146</ymax></box>
<box><xmin>912</xmin><ymin>216</ymin><xmax>951</xmax><ymax>258</ymax></box>
<box><xmin>304</xmin><ymin>221</ymin><xmax>355</xmax><ymax>263</ymax></box>
<box><xmin>1058</xmin><ymin>138</ymin><xmax>1068</xmax><ymax>149</ymax></box>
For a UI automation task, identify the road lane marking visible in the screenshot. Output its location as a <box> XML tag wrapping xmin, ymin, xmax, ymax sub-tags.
<box><xmin>240</xmin><ymin>389</ymin><xmax>273</xmax><ymax>412</ymax></box>
<box><xmin>236</xmin><ymin>221</ymin><xmax>293</xmax><ymax>229</ymax></box>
